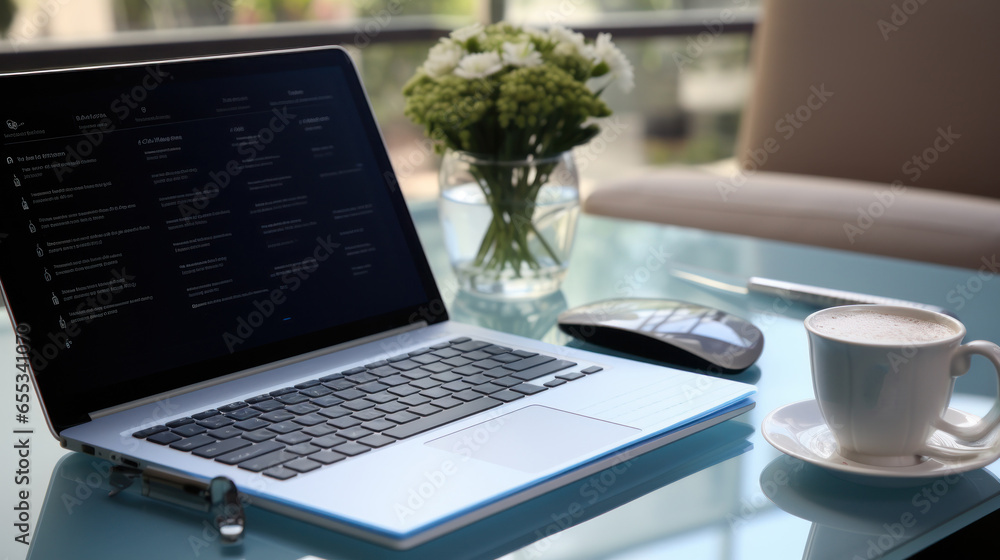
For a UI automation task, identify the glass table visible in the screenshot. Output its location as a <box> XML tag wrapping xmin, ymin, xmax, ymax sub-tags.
<box><xmin>5</xmin><ymin>203</ymin><xmax>999</xmax><ymax>559</ymax></box>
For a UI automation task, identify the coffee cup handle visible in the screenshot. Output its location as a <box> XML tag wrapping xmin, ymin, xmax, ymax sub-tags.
<box><xmin>934</xmin><ymin>340</ymin><xmax>1000</xmax><ymax>442</ymax></box>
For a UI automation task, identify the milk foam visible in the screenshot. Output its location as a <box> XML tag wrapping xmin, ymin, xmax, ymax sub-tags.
<box><xmin>810</xmin><ymin>309</ymin><xmax>957</xmax><ymax>344</ymax></box>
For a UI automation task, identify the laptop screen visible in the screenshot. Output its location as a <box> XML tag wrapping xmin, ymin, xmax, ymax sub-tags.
<box><xmin>0</xmin><ymin>47</ymin><xmax>443</xmax><ymax>433</ymax></box>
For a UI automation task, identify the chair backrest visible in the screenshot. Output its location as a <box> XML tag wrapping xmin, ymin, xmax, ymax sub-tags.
<box><xmin>737</xmin><ymin>0</ymin><xmax>1000</xmax><ymax>199</ymax></box>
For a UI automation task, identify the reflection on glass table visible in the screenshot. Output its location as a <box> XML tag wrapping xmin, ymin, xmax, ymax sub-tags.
<box><xmin>27</xmin><ymin>421</ymin><xmax>753</xmax><ymax>560</ymax></box>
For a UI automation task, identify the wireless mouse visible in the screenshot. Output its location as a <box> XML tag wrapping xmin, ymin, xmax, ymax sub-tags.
<box><xmin>557</xmin><ymin>298</ymin><xmax>764</xmax><ymax>373</ymax></box>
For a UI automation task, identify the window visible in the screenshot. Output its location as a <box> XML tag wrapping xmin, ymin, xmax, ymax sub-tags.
<box><xmin>2</xmin><ymin>0</ymin><xmax>758</xmax><ymax>201</ymax></box>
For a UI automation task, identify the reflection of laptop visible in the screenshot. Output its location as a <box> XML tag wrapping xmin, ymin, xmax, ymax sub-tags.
<box><xmin>0</xmin><ymin>47</ymin><xmax>754</xmax><ymax>549</ymax></box>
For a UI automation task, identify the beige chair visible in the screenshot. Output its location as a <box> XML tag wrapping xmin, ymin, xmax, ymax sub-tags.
<box><xmin>585</xmin><ymin>0</ymin><xmax>1000</xmax><ymax>270</ymax></box>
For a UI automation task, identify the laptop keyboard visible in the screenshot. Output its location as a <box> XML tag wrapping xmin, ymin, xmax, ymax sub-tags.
<box><xmin>131</xmin><ymin>338</ymin><xmax>603</xmax><ymax>480</ymax></box>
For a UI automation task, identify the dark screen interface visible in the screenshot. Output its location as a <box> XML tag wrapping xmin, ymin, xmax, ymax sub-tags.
<box><xmin>0</xmin><ymin>54</ymin><xmax>428</xmax><ymax>394</ymax></box>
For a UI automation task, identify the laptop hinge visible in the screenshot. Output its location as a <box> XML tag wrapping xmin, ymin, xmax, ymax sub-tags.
<box><xmin>88</xmin><ymin>320</ymin><xmax>429</xmax><ymax>420</ymax></box>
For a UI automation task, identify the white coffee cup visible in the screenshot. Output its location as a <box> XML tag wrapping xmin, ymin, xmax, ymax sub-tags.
<box><xmin>804</xmin><ymin>304</ymin><xmax>1000</xmax><ymax>467</ymax></box>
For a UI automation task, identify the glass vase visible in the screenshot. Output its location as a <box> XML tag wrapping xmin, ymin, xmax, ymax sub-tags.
<box><xmin>438</xmin><ymin>150</ymin><xmax>580</xmax><ymax>299</ymax></box>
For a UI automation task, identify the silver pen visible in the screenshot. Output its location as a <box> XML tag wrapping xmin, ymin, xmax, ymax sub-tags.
<box><xmin>670</xmin><ymin>268</ymin><xmax>955</xmax><ymax>317</ymax></box>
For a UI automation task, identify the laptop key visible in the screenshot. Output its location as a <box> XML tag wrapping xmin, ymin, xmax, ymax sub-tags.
<box><xmin>332</xmin><ymin>442</ymin><xmax>371</xmax><ymax>457</ymax></box>
<box><xmin>511</xmin><ymin>359</ymin><xmax>577</xmax><ymax>382</ymax></box>
<box><xmin>492</xmin><ymin>376</ymin><xmax>522</xmax><ymax>388</ymax></box>
<box><xmin>365</xmin><ymin>391</ymin><xmax>397</xmax><ymax>404</ymax></box>
<box><xmin>218</xmin><ymin>401</ymin><xmax>248</xmax><ymax>413</ymax></box>
<box><xmin>328</xmin><ymin>416</ymin><xmax>361</xmax><ymax>429</ymax></box>
<box><xmin>312</xmin><ymin>434</ymin><xmax>348</xmax><ymax>448</ymax></box>
<box><xmin>192</xmin><ymin>410</ymin><xmax>220</xmax><ymax>420</ymax></box>
<box><xmin>292</xmin><ymin>413</ymin><xmax>328</xmax><ymax>427</ymax></box>
<box><xmin>299</xmin><ymin>385</ymin><xmax>333</xmax><ymax>398</ymax></box>
<box><xmin>172</xmin><ymin>423</ymin><xmax>207</xmax><ymax>437</ymax></box>
<box><xmin>375</xmin><ymin>401</ymin><xmax>409</xmax><ymax>414</ymax></box>
<box><xmin>385</xmin><ymin>411</ymin><xmax>419</xmax><ymax>424</ymax></box>
<box><xmin>275</xmin><ymin>393</ymin><xmax>310</xmax><ymax>405</ymax></box>
<box><xmin>146</xmin><ymin>431</ymin><xmax>183</xmax><ymax>445</ymax></box>
<box><xmin>215</xmin><ymin>440</ymin><xmax>285</xmax><ymax>465</ymax></box>
<box><xmin>310</xmin><ymin>450</ymin><xmax>347</xmax><ymax>464</ymax></box>
<box><xmin>286</xmin><ymin>442</ymin><xmax>321</xmax><ymax>456</ymax></box>
<box><xmin>511</xmin><ymin>383</ymin><xmax>547</xmax><ymax>396</ymax></box>
<box><xmin>421</xmin><ymin>387</ymin><xmax>451</xmax><ymax>399</ymax></box>
<box><xmin>311</xmin><ymin>395</ymin><xmax>344</xmax><ymax>408</ymax></box>
<box><xmin>383</xmin><ymin>398</ymin><xmax>503</xmax><ymax>440</ymax></box>
<box><xmin>169</xmin><ymin>434</ymin><xmax>216</xmax><ymax>451</ymax></box>
<box><xmin>234</xmin><ymin>417</ymin><xmax>271</xmax><ymax>432</ymax></box>
<box><xmin>318</xmin><ymin>405</ymin><xmax>352</xmax><ymax>419</ymax></box>
<box><xmin>302</xmin><ymin>424</ymin><xmax>337</xmax><ymax>437</ymax></box>
<box><xmin>285</xmin><ymin>403</ymin><xmax>320</xmax><ymax>415</ymax></box>
<box><xmin>556</xmin><ymin>371</ymin><xmax>586</xmax><ymax>381</ymax></box>
<box><xmin>295</xmin><ymin>379</ymin><xmax>321</xmax><ymax>389</ymax></box>
<box><xmin>165</xmin><ymin>417</ymin><xmax>194</xmax><ymax>428</ymax></box>
<box><xmin>351</xmin><ymin>409</ymin><xmax>384</xmax><ymax>422</ymax></box>
<box><xmin>338</xmin><ymin>427</ymin><xmax>374</xmax><ymax>440</ymax></box>
<box><xmin>452</xmin><ymin>340</ymin><xmax>489</xmax><ymax>352</ymax></box>
<box><xmin>431</xmin><ymin>397</ymin><xmax>463</xmax><ymax>409</ymax></box>
<box><xmin>408</xmin><ymin>379</ymin><xmax>440</xmax><ymax>392</ymax></box>
<box><xmin>491</xmin><ymin>390</ymin><xmax>525</xmax><ymax>403</ymax></box>
<box><xmin>544</xmin><ymin>379</ymin><xmax>567</xmax><ymax>387</ymax></box>
<box><xmin>242</xmin><ymin>428</ymin><xmax>277</xmax><ymax>442</ymax></box>
<box><xmin>342</xmin><ymin>398</ymin><xmax>375</xmax><ymax>411</ymax></box>
<box><xmin>284</xmin><ymin>457</ymin><xmax>322</xmax><ymax>473</ymax></box>
<box><xmin>263</xmin><ymin>466</ymin><xmax>298</xmax><ymax>480</ymax></box>
<box><xmin>360</xmin><ymin>419</ymin><xmax>396</xmax><ymax>432</ymax></box>
<box><xmin>260</xmin><ymin>410</ymin><xmax>295</xmax><ymax>423</ymax></box>
<box><xmin>275</xmin><ymin>432</ymin><xmax>312</xmax><ymax>446</ymax></box>
<box><xmin>409</xmin><ymin>353</ymin><xmax>440</xmax><ymax>365</ymax></box>
<box><xmin>358</xmin><ymin>434</ymin><xmax>396</xmax><ymax>448</ymax></box>
<box><xmin>453</xmin><ymin>389</ymin><xmax>484</xmax><ymax>402</ymax></box>
<box><xmin>582</xmin><ymin>366</ymin><xmax>604</xmax><ymax>374</ymax></box>
<box><xmin>196</xmin><ymin>416</ymin><xmax>235</xmax><ymax>429</ymax></box>
<box><xmin>239</xmin><ymin>449</ymin><xmax>299</xmax><ymax>472</ymax></box>
<box><xmin>267</xmin><ymin>421</ymin><xmax>303</xmax><ymax>434</ymax></box>
<box><xmin>503</xmin><ymin>354</ymin><xmax>555</xmax><ymax>372</ymax></box>
<box><xmin>251</xmin><ymin>399</ymin><xmax>285</xmax><ymax>412</ymax></box>
<box><xmin>226</xmin><ymin>407</ymin><xmax>262</xmax><ymax>421</ymax></box>
<box><xmin>207</xmin><ymin>426</ymin><xmax>243</xmax><ymax>440</ymax></box>
<box><xmin>193</xmin><ymin>437</ymin><xmax>252</xmax><ymax>458</ymax></box>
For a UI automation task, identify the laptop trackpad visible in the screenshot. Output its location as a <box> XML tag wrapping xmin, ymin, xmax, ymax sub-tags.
<box><xmin>426</xmin><ymin>405</ymin><xmax>640</xmax><ymax>473</ymax></box>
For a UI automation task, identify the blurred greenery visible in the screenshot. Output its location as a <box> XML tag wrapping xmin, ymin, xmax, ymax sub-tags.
<box><xmin>19</xmin><ymin>0</ymin><xmax>753</xmax><ymax>186</ymax></box>
<box><xmin>0</xmin><ymin>0</ymin><xmax>14</xmax><ymax>37</ymax></box>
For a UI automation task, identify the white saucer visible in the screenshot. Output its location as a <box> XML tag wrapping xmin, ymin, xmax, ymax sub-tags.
<box><xmin>761</xmin><ymin>400</ymin><xmax>1000</xmax><ymax>479</ymax></box>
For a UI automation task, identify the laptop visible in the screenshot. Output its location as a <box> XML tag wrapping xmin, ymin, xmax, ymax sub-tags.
<box><xmin>0</xmin><ymin>46</ymin><xmax>755</xmax><ymax>549</ymax></box>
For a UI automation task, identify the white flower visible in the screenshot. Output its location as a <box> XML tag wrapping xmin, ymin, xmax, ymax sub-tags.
<box><xmin>450</xmin><ymin>23</ymin><xmax>485</xmax><ymax>43</ymax></box>
<box><xmin>501</xmin><ymin>41</ymin><xmax>543</xmax><ymax>68</ymax></box>
<box><xmin>453</xmin><ymin>52</ymin><xmax>504</xmax><ymax>79</ymax></box>
<box><xmin>548</xmin><ymin>25</ymin><xmax>587</xmax><ymax>56</ymax></box>
<box><xmin>592</xmin><ymin>32</ymin><xmax>634</xmax><ymax>92</ymax></box>
<box><xmin>423</xmin><ymin>40</ymin><xmax>465</xmax><ymax>78</ymax></box>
